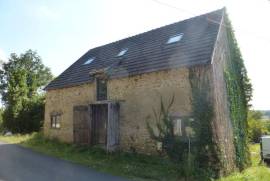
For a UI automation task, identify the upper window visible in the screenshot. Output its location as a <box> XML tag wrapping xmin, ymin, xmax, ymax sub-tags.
<box><xmin>167</xmin><ymin>33</ymin><xmax>183</xmax><ymax>44</ymax></box>
<box><xmin>83</xmin><ymin>57</ymin><xmax>95</xmax><ymax>65</ymax></box>
<box><xmin>96</xmin><ymin>78</ymin><xmax>107</xmax><ymax>101</ymax></box>
<box><xmin>117</xmin><ymin>48</ymin><xmax>128</xmax><ymax>57</ymax></box>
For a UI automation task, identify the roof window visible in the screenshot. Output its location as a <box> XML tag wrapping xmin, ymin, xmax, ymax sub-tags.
<box><xmin>167</xmin><ymin>33</ymin><xmax>183</xmax><ymax>44</ymax></box>
<box><xmin>83</xmin><ymin>57</ymin><xmax>95</xmax><ymax>65</ymax></box>
<box><xmin>117</xmin><ymin>48</ymin><xmax>128</xmax><ymax>57</ymax></box>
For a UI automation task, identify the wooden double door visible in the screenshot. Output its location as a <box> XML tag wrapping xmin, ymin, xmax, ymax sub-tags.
<box><xmin>91</xmin><ymin>104</ymin><xmax>107</xmax><ymax>145</ymax></box>
<box><xmin>73</xmin><ymin>102</ymin><xmax>119</xmax><ymax>151</ymax></box>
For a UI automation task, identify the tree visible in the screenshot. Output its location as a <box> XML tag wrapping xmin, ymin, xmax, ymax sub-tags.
<box><xmin>0</xmin><ymin>50</ymin><xmax>53</xmax><ymax>133</ymax></box>
<box><xmin>0</xmin><ymin>108</ymin><xmax>3</xmax><ymax>132</ymax></box>
<box><xmin>248</xmin><ymin>110</ymin><xmax>263</xmax><ymax>120</ymax></box>
<box><xmin>248</xmin><ymin>110</ymin><xmax>269</xmax><ymax>143</ymax></box>
<box><xmin>0</xmin><ymin>50</ymin><xmax>53</xmax><ymax>104</ymax></box>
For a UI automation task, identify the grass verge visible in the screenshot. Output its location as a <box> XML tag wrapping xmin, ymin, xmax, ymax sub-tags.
<box><xmin>1</xmin><ymin>133</ymin><xmax>270</xmax><ymax>181</ymax></box>
<box><xmin>0</xmin><ymin>132</ymin><xmax>180</xmax><ymax>181</ymax></box>
<box><xmin>217</xmin><ymin>144</ymin><xmax>270</xmax><ymax>181</ymax></box>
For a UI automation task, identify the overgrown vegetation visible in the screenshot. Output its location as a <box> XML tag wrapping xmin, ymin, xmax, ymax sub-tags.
<box><xmin>0</xmin><ymin>133</ymin><xmax>180</xmax><ymax>181</ymax></box>
<box><xmin>146</xmin><ymin>89</ymin><xmax>220</xmax><ymax>180</ymax></box>
<box><xmin>0</xmin><ymin>134</ymin><xmax>268</xmax><ymax>181</ymax></box>
<box><xmin>248</xmin><ymin>110</ymin><xmax>270</xmax><ymax>143</ymax></box>
<box><xmin>189</xmin><ymin>68</ymin><xmax>222</xmax><ymax>177</ymax></box>
<box><xmin>146</xmin><ymin>96</ymin><xmax>199</xmax><ymax>180</ymax></box>
<box><xmin>0</xmin><ymin>50</ymin><xmax>53</xmax><ymax>133</ymax></box>
<box><xmin>218</xmin><ymin>144</ymin><xmax>270</xmax><ymax>181</ymax></box>
<box><xmin>0</xmin><ymin>108</ymin><xmax>4</xmax><ymax>132</ymax></box>
<box><xmin>146</xmin><ymin>96</ymin><xmax>190</xmax><ymax>163</ymax></box>
<box><xmin>224</xmin><ymin>12</ymin><xmax>253</xmax><ymax>170</ymax></box>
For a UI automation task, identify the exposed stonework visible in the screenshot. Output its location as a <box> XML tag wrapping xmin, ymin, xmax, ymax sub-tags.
<box><xmin>44</xmin><ymin>83</ymin><xmax>95</xmax><ymax>142</ymax></box>
<box><xmin>108</xmin><ymin>68</ymin><xmax>192</xmax><ymax>153</ymax></box>
<box><xmin>44</xmin><ymin>68</ymin><xmax>192</xmax><ymax>153</ymax></box>
<box><xmin>210</xmin><ymin>16</ymin><xmax>236</xmax><ymax>173</ymax></box>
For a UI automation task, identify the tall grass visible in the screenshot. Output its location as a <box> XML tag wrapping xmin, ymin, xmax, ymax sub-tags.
<box><xmin>218</xmin><ymin>144</ymin><xmax>270</xmax><ymax>181</ymax></box>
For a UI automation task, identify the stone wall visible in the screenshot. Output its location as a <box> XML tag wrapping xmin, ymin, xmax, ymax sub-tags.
<box><xmin>44</xmin><ymin>68</ymin><xmax>192</xmax><ymax>153</ymax></box>
<box><xmin>108</xmin><ymin>68</ymin><xmax>192</xmax><ymax>153</ymax></box>
<box><xmin>44</xmin><ymin>83</ymin><xmax>95</xmax><ymax>142</ymax></box>
<box><xmin>210</xmin><ymin>15</ymin><xmax>236</xmax><ymax>173</ymax></box>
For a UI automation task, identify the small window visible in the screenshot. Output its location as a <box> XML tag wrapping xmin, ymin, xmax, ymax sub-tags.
<box><xmin>173</xmin><ymin>118</ymin><xmax>182</xmax><ymax>136</ymax></box>
<box><xmin>96</xmin><ymin>78</ymin><xmax>107</xmax><ymax>101</ymax></box>
<box><xmin>117</xmin><ymin>48</ymin><xmax>128</xmax><ymax>57</ymax></box>
<box><xmin>83</xmin><ymin>57</ymin><xmax>95</xmax><ymax>65</ymax></box>
<box><xmin>51</xmin><ymin>114</ymin><xmax>61</xmax><ymax>129</ymax></box>
<box><xmin>167</xmin><ymin>33</ymin><xmax>183</xmax><ymax>44</ymax></box>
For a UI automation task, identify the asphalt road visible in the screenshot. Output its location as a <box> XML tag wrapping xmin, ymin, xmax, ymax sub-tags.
<box><xmin>0</xmin><ymin>141</ymin><xmax>128</xmax><ymax>181</ymax></box>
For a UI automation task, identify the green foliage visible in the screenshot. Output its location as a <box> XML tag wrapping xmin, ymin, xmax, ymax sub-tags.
<box><xmin>218</xmin><ymin>144</ymin><xmax>270</xmax><ymax>181</ymax></box>
<box><xmin>146</xmin><ymin>96</ymin><xmax>203</xmax><ymax>180</ymax></box>
<box><xmin>146</xmin><ymin>93</ymin><xmax>219</xmax><ymax>180</ymax></box>
<box><xmin>189</xmin><ymin>68</ymin><xmax>222</xmax><ymax>177</ymax></box>
<box><xmin>0</xmin><ymin>108</ymin><xmax>3</xmax><ymax>132</ymax></box>
<box><xmin>248</xmin><ymin>110</ymin><xmax>263</xmax><ymax>120</ymax></box>
<box><xmin>3</xmin><ymin>96</ymin><xmax>45</xmax><ymax>133</ymax></box>
<box><xmin>0</xmin><ymin>50</ymin><xmax>53</xmax><ymax>133</ymax></box>
<box><xmin>146</xmin><ymin>95</ymin><xmax>188</xmax><ymax>162</ymax></box>
<box><xmin>248</xmin><ymin>119</ymin><xmax>269</xmax><ymax>143</ymax></box>
<box><xmin>247</xmin><ymin>110</ymin><xmax>270</xmax><ymax>143</ymax></box>
<box><xmin>224</xmin><ymin>13</ymin><xmax>253</xmax><ymax>170</ymax></box>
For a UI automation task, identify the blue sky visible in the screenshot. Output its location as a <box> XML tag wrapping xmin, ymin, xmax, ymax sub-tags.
<box><xmin>0</xmin><ymin>0</ymin><xmax>270</xmax><ymax>110</ymax></box>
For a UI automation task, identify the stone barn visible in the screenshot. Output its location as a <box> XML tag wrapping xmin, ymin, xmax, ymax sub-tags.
<box><xmin>44</xmin><ymin>8</ymin><xmax>237</xmax><ymax>170</ymax></box>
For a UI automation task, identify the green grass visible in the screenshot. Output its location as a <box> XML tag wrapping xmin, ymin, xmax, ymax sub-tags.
<box><xmin>218</xmin><ymin>144</ymin><xmax>270</xmax><ymax>181</ymax></box>
<box><xmin>1</xmin><ymin>133</ymin><xmax>270</xmax><ymax>181</ymax></box>
<box><xmin>0</xmin><ymin>133</ymin><xmax>180</xmax><ymax>181</ymax></box>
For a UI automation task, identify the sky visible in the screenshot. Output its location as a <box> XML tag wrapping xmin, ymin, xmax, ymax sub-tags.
<box><xmin>0</xmin><ymin>0</ymin><xmax>270</xmax><ymax>110</ymax></box>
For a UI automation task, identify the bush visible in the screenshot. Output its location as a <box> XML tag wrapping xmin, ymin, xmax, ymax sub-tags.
<box><xmin>247</xmin><ymin>110</ymin><xmax>270</xmax><ymax>143</ymax></box>
<box><xmin>0</xmin><ymin>108</ymin><xmax>3</xmax><ymax>133</ymax></box>
<box><xmin>2</xmin><ymin>96</ymin><xmax>45</xmax><ymax>133</ymax></box>
<box><xmin>248</xmin><ymin>119</ymin><xmax>269</xmax><ymax>143</ymax></box>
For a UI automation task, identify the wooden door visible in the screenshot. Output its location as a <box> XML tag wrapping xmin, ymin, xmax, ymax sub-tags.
<box><xmin>107</xmin><ymin>102</ymin><xmax>120</xmax><ymax>151</ymax></box>
<box><xmin>73</xmin><ymin>105</ymin><xmax>91</xmax><ymax>145</ymax></box>
<box><xmin>91</xmin><ymin>104</ymin><xmax>108</xmax><ymax>145</ymax></box>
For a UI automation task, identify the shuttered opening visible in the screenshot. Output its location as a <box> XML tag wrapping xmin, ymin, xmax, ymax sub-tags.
<box><xmin>73</xmin><ymin>105</ymin><xmax>91</xmax><ymax>145</ymax></box>
<box><xmin>73</xmin><ymin>102</ymin><xmax>120</xmax><ymax>151</ymax></box>
<box><xmin>91</xmin><ymin>104</ymin><xmax>108</xmax><ymax>145</ymax></box>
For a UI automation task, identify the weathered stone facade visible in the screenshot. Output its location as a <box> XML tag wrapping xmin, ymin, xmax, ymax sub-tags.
<box><xmin>44</xmin><ymin>68</ymin><xmax>192</xmax><ymax>153</ymax></box>
<box><xmin>43</xmin><ymin>9</ymin><xmax>239</xmax><ymax>175</ymax></box>
<box><xmin>209</xmin><ymin>16</ymin><xmax>236</xmax><ymax>173</ymax></box>
<box><xmin>44</xmin><ymin>16</ymin><xmax>237</xmax><ymax>173</ymax></box>
<box><xmin>44</xmin><ymin>84</ymin><xmax>95</xmax><ymax>142</ymax></box>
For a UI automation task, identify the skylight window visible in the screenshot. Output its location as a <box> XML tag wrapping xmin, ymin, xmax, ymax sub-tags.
<box><xmin>83</xmin><ymin>57</ymin><xmax>95</xmax><ymax>65</ymax></box>
<box><xmin>117</xmin><ymin>48</ymin><xmax>128</xmax><ymax>57</ymax></box>
<box><xmin>167</xmin><ymin>33</ymin><xmax>183</xmax><ymax>44</ymax></box>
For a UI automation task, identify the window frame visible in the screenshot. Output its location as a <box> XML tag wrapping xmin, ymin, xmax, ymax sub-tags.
<box><xmin>96</xmin><ymin>78</ymin><xmax>107</xmax><ymax>101</ymax></box>
<box><xmin>117</xmin><ymin>48</ymin><xmax>128</xmax><ymax>57</ymax></box>
<box><xmin>166</xmin><ymin>33</ymin><xmax>184</xmax><ymax>44</ymax></box>
<box><xmin>50</xmin><ymin>114</ymin><xmax>61</xmax><ymax>129</ymax></box>
<box><xmin>173</xmin><ymin>118</ymin><xmax>183</xmax><ymax>136</ymax></box>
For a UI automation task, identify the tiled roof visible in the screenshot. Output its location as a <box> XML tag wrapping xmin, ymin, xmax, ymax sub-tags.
<box><xmin>45</xmin><ymin>8</ymin><xmax>224</xmax><ymax>90</ymax></box>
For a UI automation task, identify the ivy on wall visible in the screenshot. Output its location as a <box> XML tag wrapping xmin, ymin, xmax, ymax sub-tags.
<box><xmin>189</xmin><ymin>67</ymin><xmax>223</xmax><ymax>178</ymax></box>
<box><xmin>224</xmin><ymin>13</ymin><xmax>252</xmax><ymax>170</ymax></box>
